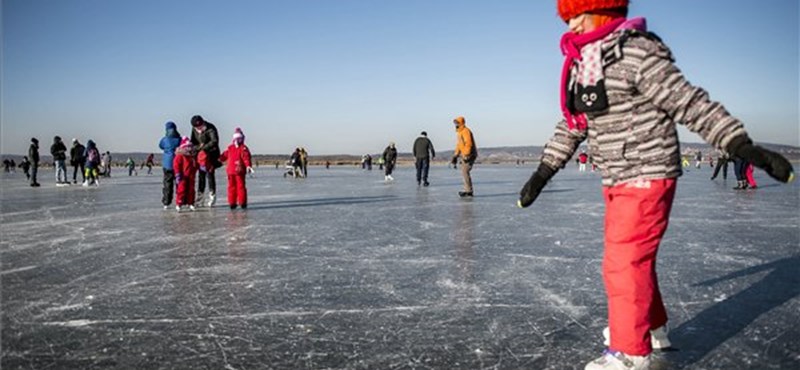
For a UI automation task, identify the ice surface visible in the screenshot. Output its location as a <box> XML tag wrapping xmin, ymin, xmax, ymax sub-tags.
<box><xmin>1</xmin><ymin>165</ymin><xmax>798</xmax><ymax>369</ymax></box>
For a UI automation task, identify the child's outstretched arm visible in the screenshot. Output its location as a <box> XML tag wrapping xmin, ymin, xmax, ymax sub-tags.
<box><xmin>634</xmin><ymin>38</ymin><xmax>793</xmax><ymax>182</ymax></box>
<box><xmin>518</xmin><ymin>120</ymin><xmax>587</xmax><ymax>208</ymax></box>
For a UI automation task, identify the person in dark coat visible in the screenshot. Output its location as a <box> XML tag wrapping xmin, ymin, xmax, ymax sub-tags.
<box><xmin>19</xmin><ymin>157</ymin><xmax>31</xmax><ymax>180</ymax></box>
<box><xmin>412</xmin><ymin>131</ymin><xmax>436</xmax><ymax>186</ymax></box>
<box><xmin>51</xmin><ymin>136</ymin><xmax>68</xmax><ymax>184</ymax></box>
<box><xmin>28</xmin><ymin>138</ymin><xmax>40</xmax><ymax>187</ymax></box>
<box><xmin>382</xmin><ymin>142</ymin><xmax>397</xmax><ymax>181</ymax></box>
<box><xmin>710</xmin><ymin>150</ymin><xmax>730</xmax><ymax>181</ymax></box>
<box><xmin>190</xmin><ymin>115</ymin><xmax>221</xmax><ymax>206</ymax></box>
<box><xmin>70</xmin><ymin>138</ymin><xmax>86</xmax><ymax>184</ymax></box>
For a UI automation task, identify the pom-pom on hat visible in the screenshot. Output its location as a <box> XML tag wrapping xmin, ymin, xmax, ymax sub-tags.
<box><xmin>179</xmin><ymin>136</ymin><xmax>192</xmax><ymax>149</ymax></box>
<box><xmin>557</xmin><ymin>0</ymin><xmax>628</xmax><ymax>22</ymax></box>
<box><xmin>232</xmin><ymin>127</ymin><xmax>245</xmax><ymax>144</ymax></box>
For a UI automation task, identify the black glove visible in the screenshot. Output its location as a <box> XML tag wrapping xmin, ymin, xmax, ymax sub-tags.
<box><xmin>727</xmin><ymin>136</ymin><xmax>795</xmax><ymax>183</ymax></box>
<box><xmin>451</xmin><ymin>156</ymin><xmax>458</xmax><ymax>165</ymax></box>
<box><xmin>518</xmin><ymin>163</ymin><xmax>556</xmax><ymax>208</ymax></box>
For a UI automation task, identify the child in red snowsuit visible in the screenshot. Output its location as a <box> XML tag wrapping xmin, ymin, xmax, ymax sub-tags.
<box><xmin>173</xmin><ymin>137</ymin><xmax>197</xmax><ymax>211</ymax></box>
<box><xmin>518</xmin><ymin>1</ymin><xmax>794</xmax><ymax>369</ymax></box>
<box><xmin>219</xmin><ymin>128</ymin><xmax>253</xmax><ymax>209</ymax></box>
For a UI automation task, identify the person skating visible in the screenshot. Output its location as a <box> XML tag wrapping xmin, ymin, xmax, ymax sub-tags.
<box><xmin>300</xmin><ymin>147</ymin><xmax>309</xmax><ymax>178</ymax></box>
<box><xmin>190</xmin><ymin>115</ymin><xmax>221</xmax><ymax>207</ymax></box>
<box><xmin>70</xmin><ymin>139</ymin><xmax>86</xmax><ymax>184</ymax></box>
<box><xmin>451</xmin><ymin>116</ymin><xmax>477</xmax><ymax>197</ymax></box>
<box><xmin>159</xmin><ymin>121</ymin><xmax>181</xmax><ymax>209</ymax></box>
<box><xmin>745</xmin><ymin>162</ymin><xmax>757</xmax><ymax>189</ymax></box>
<box><xmin>28</xmin><ymin>138</ymin><xmax>40</xmax><ymax>187</ymax></box>
<box><xmin>173</xmin><ymin>137</ymin><xmax>197</xmax><ymax>212</ymax></box>
<box><xmin>578</xmin><ymin>151</ymin><xmax>589</xmax><ymax>172</ymax></box>
<box><xmin>100</xmin><ymin>151</ymin><xmax>112</xmax><ymax>177</ymax></box>
<box><xmin>382</xmin><ymin>142</ymin><xmax>397</xmax><ymax>181</ymax></box>
<box><xmin>290</xmin><ymin>148</ymin><xmax>303</xmax><ymax>178</ymax></box>
<box><xmin>50</xmin><ymin>136</ymin><xmax>69</xmax><ymax>185</ymax></box>
<box><xmin>219</xmin><ymin>128</ymin><xmax>254</xmax><ymax>209</ymax></box>
<box><xmin>83</xmin><ymin>140</ymin><xmax>101</xmax><ymax>186</ymax></box>
<box><xmin>125</xmin><ymin>157</ymin><xmax>138</xmax><ymax>176</ymax></box>
<box><xmin>517</xmin><ymin>1</ymin><xmax>794</xmax><ymax>369</ymax></box>
<box><xmin>143</xmin><ymin>153</ymin><xmax>155</xmax><ymax>175</ymax></box>
<box><xmin>2</xmin><ymin>159</ymin><xmax>10</xmax><ymax>173</ymax></box>
<box><xmin>710</xmin><ymin>150</ymin><xmax>730</xmax><ymax>180</ymax></box>
<box><xmin>413</xmin><ymin>131</ymin><xmax>436</xmax><ymax>187</ymax></box>
<box><xmin>19</xmin><ymin>157</ymin><xmax>31</xmax><ymax>180</ymax></box>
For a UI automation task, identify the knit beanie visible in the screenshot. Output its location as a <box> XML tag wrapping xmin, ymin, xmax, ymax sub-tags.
<box><xmin>179</xmin><ymin>136</ymin><xmax>192</xmax><ymax>149</ymax></box>
<box><xmin>232</xmin><ymin>127</ymin><xmax>245</xmax><ymax>144</ymax></box>
<box><xmin>191</xmin><ymin>115</ymin><xmax>205</xmax><ymax>127</ymax></box>
<box><xmin>557</xmin><ymin>0</ymin><xmax>628</xmax><ymax>22</ymax></box>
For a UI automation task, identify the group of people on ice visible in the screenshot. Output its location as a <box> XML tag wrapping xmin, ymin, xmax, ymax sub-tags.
<box><xmin>21</xmin><ymin>136</ymin><xmax>104</xmax><ymax>187</ymax></box>
<box><xmin>159</xmin><ymin>115</ymin><xmax>254</xmax><ymax>212</ymax></box>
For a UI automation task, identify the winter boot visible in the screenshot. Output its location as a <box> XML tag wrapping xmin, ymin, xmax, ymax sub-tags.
<box><xmin>458</xmin><ymin>191</ymin><xmax>474</xmax><ymax>197</ymax></box>
<box><xmin>603</xmin><ymin>325</ymin><xmax>671</xmax><ymax>350</ymax></box>
<box><xmin>585</xmin><ymin>350</ymin><xmax>650</xmax><ymax>370</ymax></box>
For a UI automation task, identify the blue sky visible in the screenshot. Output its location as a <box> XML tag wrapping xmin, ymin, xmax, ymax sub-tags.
<box><xmin>2</xmin><ymin>0</ymin><xmax>798</xmax><ymax>155</ymax></box>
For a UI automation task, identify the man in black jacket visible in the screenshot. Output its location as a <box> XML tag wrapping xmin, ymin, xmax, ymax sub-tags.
<box><xmin>382</xmin><ymin>142</ymin><xmax>397</xmax><ymax>181</ymax></box>
<box><xmin>70</xmin><ymin>138</ymin><xmax>86</xmax><ymax>184</ymax></box>
<box><xmin>28</xmin><ymin>138</ymin><xmax>40</xmax><ymax>187</ymax></box>
<box><xmin>190</xmin><ymin>115</ymin><xmax>221</xmax><ymax>206</ymax></box>
<box><xmin>51</xmin><ymin>136</ymin><xmax>68</xmax><ymax>185</ymax></box>
<box><xmin>412</xmin><ymin>131</ymin><xmax>436</xmax><ymax>187</ymax></box>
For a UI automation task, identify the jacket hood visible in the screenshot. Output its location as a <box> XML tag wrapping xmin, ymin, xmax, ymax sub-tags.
<box><xmin>453</xmin><ymin>116</ymin><xmax>466</xmax><ymax>128</ymax></box>
<box><xmin>87</xmin><ymin>140</ymin><xmax>96</xmax><ymax>149</ymax></box>
<box><xmin>165</xmin><ymin>121</ymin><xmax>180</xmax><ymax>137</ymax></box>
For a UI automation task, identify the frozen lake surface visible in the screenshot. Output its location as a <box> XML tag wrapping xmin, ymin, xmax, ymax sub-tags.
<box><xmin>1</xmin><ymin>164</ymin><xmax>798</xmax><ymax>369</ymax></box>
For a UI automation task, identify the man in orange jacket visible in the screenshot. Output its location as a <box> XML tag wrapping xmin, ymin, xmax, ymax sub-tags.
<box><xmin>451</xmin><ymin>116</ymin><xmax>477</xmax><ymax>197</ymax></box>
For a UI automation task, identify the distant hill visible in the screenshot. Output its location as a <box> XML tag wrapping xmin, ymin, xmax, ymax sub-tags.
<box><xmin>3</xmin><ymin>142</ymin><xmax>799</xmax><ymax>166</ymax></box>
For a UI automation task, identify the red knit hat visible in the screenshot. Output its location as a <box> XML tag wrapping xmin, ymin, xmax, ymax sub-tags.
<box><xmin>557</xmin><ymin>0</ymin><xmax>628</xmax><ymax>22</ymax></box>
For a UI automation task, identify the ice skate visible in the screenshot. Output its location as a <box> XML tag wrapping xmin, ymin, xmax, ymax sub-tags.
<box><xmin>82</xmin><ymin>181</ymin><xmax>89</xmax><ymax>187</ymax></box>
<box><xmin>163</xmin><ymin>205</ymin><xmax>169</xmax><ymax>210</ymax></box>
<box><xmin>458</xmin><ymin>191</ymin><xmax>473</xmax><ymax>198</ymax></box>
<box><xmin>176</xmin><ymin>205</ymin><xmax>182</xmax><ymax>212</ymax></box>
<box><xmin>207</xmin><ymin>192</ymin><xmax>216</xmax><ymax>207</ymax></box>
<box><xmin>603</xmin><ymin>325</ymin><xmax>671</xmax><ymax>350</ymax></box>
<box><xmin>585</xmin><ymin>349</ymin><xmax>650</xmax><ymax>370</ymax></box>
<box><xmin>423</xmin><ymin>181</ymin><xmax>430</xmax><ymax>187</ymax></box>
<box><xmin>195</xmin><ymin>192</ymin><xmax>204</xmax><ymax>206</ymax></box>
<box><xmin>189</xmin><ymin>205</ymin><xmax>196</xmax><ymax>211</ymax></box>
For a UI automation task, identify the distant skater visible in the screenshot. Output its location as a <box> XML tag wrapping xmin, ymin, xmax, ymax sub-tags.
<box><xmin>173</xmin><ymin>137</ymin><xmax>197</xmax><ymax>211</ymax></box>
<box><xmin>578</xmin><ymin>151</ymin><xmax>589</xmax><ymax>172</ymax></box>
<box><xmin>126</xmin><ymin>157</ymin><xmax>138</xmax><ymax>176</ymax></box>
<box><xmin>70</xmin><ymin>139</ymin><xmax>86</xmax><ymax>184</ymax></box>
<box><xmin>51</xmin><ymin>136</ymin><xmax>69</xmax><ymax>185</ymax></box>
<box><xmin>382</xmin><ymin>142</ymin><xmax>397</xmax><ymax>181</ymax></box>
<box><xmin>159</xmin><ymin>121</ymin><xmax>181</xmax><ymax>209</ymax></box>
<box><xmin>83</xmin><ymin>140</ymin><xmax>101</xmax><ymax>186</ymax></box>
<box><xmin>452</xmin><ymin>116</ymin><xmax>477</xmax><ymax>197</ymax></box>
<box><xmin>413</xmin><ymin>131</ymin><xmax>436</xmax><ymax>186</ymax></box>
<box><xmin>517</xmin><ymin>1</ymin><xmax>794</xmax><ymax>369</ymax></box>
<box><xmin>19</xmin><ymin>157</ymin><xmax>31</xmax><ymax>180</ymax></box>
<box><xmin>28</xmin><ymin>138</ymin><xmax>40</xmax><ymax>187</ymax></box>
<box><xmin>710</xmin><ymin>150</ymin><xmax>730</xmax><ymax>180</ymax></box>
<box><xmin>300</xmin><ymin>147</ymin><xmax>309</xmax><ymax>178</ymax></box>
<box><xmin>143</xmin><ymin>153</ymin><xmax>155</xmax><ymax>175</ymax></box>
<box><xmin>219</xmin><ymin>128</ymin><xmax>253</xmax><ymax>209</ymax></box>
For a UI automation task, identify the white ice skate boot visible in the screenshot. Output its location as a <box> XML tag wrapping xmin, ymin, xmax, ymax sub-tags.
<box><xmin>207</xmin><ymin>192</ymin><xmax>216</xmax><ymax>207</ymax></box>
<box><xmin>82</xmin><ymin>181</ymin><xmax>89</xmax><ymax>187</ymax></box>
<box><xmin>176</xmin><ymin>205</ymin><xmax>182</xmax><ymax>212</ymax></box>
<box><xmin>189</xmin><ymin>205</ymin><xmax>196</xmax><ymax>211</ymax></box>
<box><xmin>195</xmin><ymin>192</ymin><xmax>204</xmax><ymax>206</ymax></box>
<box><xmin>163</xmin><ymin>205</ymin><xmax>169</xmax><ymax>210</ymax></box>
<box><xmin>603</xmin><ymin>325</ymin><xmax>671</xmax><ymax>350</ymax></box>
<box><xmin>388</xmin><ymin>175</ymin><xmax>394</xmax><ymax>181</ymax></box>
<box><xmin>585</xmin><ymin>350</ymin><xmax>650</xmax><ymax>370</ymax></box>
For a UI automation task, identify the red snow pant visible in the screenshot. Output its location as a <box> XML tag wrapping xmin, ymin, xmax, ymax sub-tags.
<box><xmin>227</xmin><ymin>174</ymin><xmax>247</xmax><ymax>206</ymax></box>
<box><xmin>603</xmin><ymin>178</ymin><xmax>676</xmax><ymax>356</ymax></box>
<box><xmin>176</xmin><ymin>174</ymin><xmax>196</xmax><ymax>206</ymax></box>
<box><xmin>745</xmin><ymin>164</ymin><xmax>757</xmax><ymax>188</ymax></box>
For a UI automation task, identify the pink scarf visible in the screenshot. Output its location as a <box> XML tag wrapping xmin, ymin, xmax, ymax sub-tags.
<box><xmin>559</xmin><ymin>18</ymin><xmax>626</xmax><ymax>131</ymax></box>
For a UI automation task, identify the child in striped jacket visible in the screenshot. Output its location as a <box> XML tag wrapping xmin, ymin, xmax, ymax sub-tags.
<box><xmin>517</xmin><ymin>1</ymin><xmax>794</xmax><ymax>369</ymax></box>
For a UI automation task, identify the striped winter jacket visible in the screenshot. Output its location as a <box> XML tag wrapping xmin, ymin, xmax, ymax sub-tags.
<box><xmin>540</xmin><ymin>30</ymin><xmax>747</xmax><ymax>187</ymax></box>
